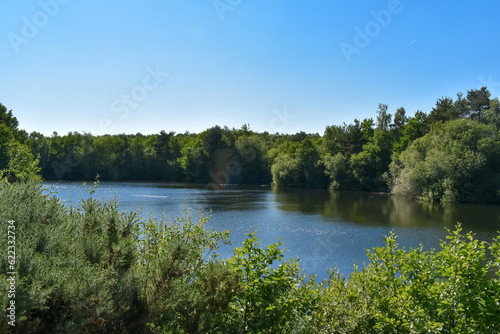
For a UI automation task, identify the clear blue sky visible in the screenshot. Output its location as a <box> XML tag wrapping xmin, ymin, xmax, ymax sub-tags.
<box><xmin>1</xmin><ymin>0</ymin><xmax>499</xmax><ymax>136</ymax></box>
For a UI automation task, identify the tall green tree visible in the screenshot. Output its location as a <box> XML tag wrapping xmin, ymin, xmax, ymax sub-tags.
<box><xmin>350</xmin><ymin>105</ymin><xmax>394</xmax><ymax>191</ymax></box>
<box><xmin>376</xmin><ymin>103</ymin><xmax>391</xmax><ymax>131</ymax></box>
<box><xmin>360</xmin><ymin>118</ymin><xmax>375</xmax><ymax>143</ymax></box>
<box><xmin>393</xmin><ymin>110</ymin><xmax>429</xmax><ymax>154</ymax></box>
<box><xmin>272</xmin><ymin>138</ymin><xmax>326</xmax><ymax>188</ymax></box>
<box><xmin>482</xmin><ymin>97</ymin><xmax>500</xmax><ymax>128</ymax></box>
<box><xmin>391</xmin><ymin>107</ymin><xmax>407</xmax><ymax>135</ymax></box>
<box><xmin>466</xmin><ymin>86</ymin><xmax>491</xmax><ymax>121</ymax></box>
<box><xmin>235</xmin><ymin>135</ymin><xmax>271</xmax><ymax>184</ymax></box>
<box><xmin>0</xmin><ymin>103</ymin><xmax>41</xmax><ymax>182</ymax></box>
<box><xmin>428</xmin><ymin>97</ymin><xmax>457</xmax><ymax>124</ymax></box>
<box><xmin>389</xmin><ymin>119</ymin><xmax>500</xmax><ymax>203</ymax></box>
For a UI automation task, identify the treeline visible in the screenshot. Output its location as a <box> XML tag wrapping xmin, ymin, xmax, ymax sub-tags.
<box><xmin>0</xmin><ymin>104</ymin><xmax>40</xmax><ymax>183</ymax></box>
<box><xmin>2</xmin><ymin>86</ymin><xmax>500</xmax><ymax>203</ymax></box>
<box><xmin>1</xmin><ymin>182</ymin><xmax>500</xmax><ymax>333</ymax></box>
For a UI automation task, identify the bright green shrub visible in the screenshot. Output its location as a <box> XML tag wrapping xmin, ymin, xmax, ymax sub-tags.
<box><xmin>389</xmin><ymin>119</ymin><xmax>500</xmax><ymax>203</ymax></box>
<box><xmin>0</xmin><ymin>182</ymin><xmax>241</xmax><ymax>333</ymax></box>
<box><xmin>308</xmin><ymin>224</ymin><xmax>500</xmax><ymax>333</ymax></box>
<box><xmin>228</xmin><ymin>231</ymin><xmax>319</xmax><ymax>334</ymax></box>
<box><xmin>135</xmin><ymin>211</ymin><xmax>240</xmax><ymax>333</ymax></box>
<box><xmin>0</xmin><ymin>180</ymin><xmax>143</xmax><ymax>333</ymax></box>
<box><xmin>1</xmin><ymin>181</ymin><xmax>500</xmax><ymax>333</ymax></box>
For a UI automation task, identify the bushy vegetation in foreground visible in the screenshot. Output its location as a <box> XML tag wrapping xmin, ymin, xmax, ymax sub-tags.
<box><xmin>1</xmin><ymin>182</ymin><xmax>500</xmax><ymax>333</ymax></box>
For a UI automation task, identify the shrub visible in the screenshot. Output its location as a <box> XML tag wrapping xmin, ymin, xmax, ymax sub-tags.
<box><xmin>1</xmin><ymin>182</ymin><xmax>499</xmax><ymax>333</ymax></box>
<box><xmin>389</xmin><ymin>119</ymin><xmax>500</xmax><ymax>203</ymax></box>
<box><xmin>308</xmin><ymin>224</ymin><xmax>500</xmax><ymax>333</ymax></box>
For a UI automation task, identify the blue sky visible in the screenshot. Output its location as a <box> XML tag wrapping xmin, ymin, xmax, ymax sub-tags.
<box><xmin>1</xmin><ymin>0</ymin><xmax>499</xmax><ymax>136</ymax></box>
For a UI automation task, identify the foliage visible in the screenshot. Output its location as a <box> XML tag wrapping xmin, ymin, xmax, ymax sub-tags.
<box><xmin>136</xmin><ymin>210</ymin><xmax>239</xmax><ymax>333</ymax></box>
<box><xmin>428</xmin><ymin>96</ymin><xmax>458</xmax><ymax>124</ymax></box>
<box><xmin>323</xmin><ymin>153</ymin><xmax>350</xmax><ymax>190</ymax></box>
<box><xmin>393</xmin><ymin>110</ymin><xmax>429</xmax><ymax>154</ymax></box>
<box><xmin>271</xmin><ymin>153</ymin><xmax>302</xmax><ymax>187</ymax></box>
<box><xmin>389</xmin><ymin>119</ymin><xmax>500</xmax><ymax>203</ymax></box>
<box><xmin>0</xmin><ymin>182</ymin><xmax>236</xmax><ymax>333</ymax></box>
<box><xmin>1</xmin><ymin>183</ymin><xmax>500</xmax><ymax>333</ymax></box>
<box><xmin>0</xmin><ymin>141</ymin><xmax>41</xmax><ymax>183</ymax></box>
<box><xmin>376</xmin><ymin>103</ymin><xmax>391</xmax><ymax>131</ymax></box>
<box><xmin>350</xmin><ymin>129</ymin><xmax>393</xmax><ymax>191</ymax></box>
<box><xmin>235</xmin><ymin>135</ymin><xmax>271</xmax><ymax>184</ymax></box>
<box><xmin>350</xmin><ymin>141</ymin><xmax>383</xmax><ymax>190</ymax></box>
<box><xmin>0</xmin><ymin>181</ymin><xmax>143</xmax><ymax>333</ymax></box>
<box><xmin>322</xmin><ymin>120</ymin><xmax>364</xmax><ymax>158</ymax></box>
<box><xmin>0</xmin><ymin>104</ymin><xmax>41</xmax><ymax>183</ymax></box>
<box><xmin>306</xmin><ymin>224</ymin><xmax>500</xmax><ymax>333</ymax></box>
<box><xmin>228</xmin><ymin>231</ymin><xmax>319</xmax><ymax>333</ymax></box>
<box><xmin>271</xmin><ymin>138</ymin><xmax>327</xmax><ymax>188</ymax></box>
<box><xmin>466</xmin><ymin>86</ymin><xmax>491</xmax><ymax>121</ymax></box>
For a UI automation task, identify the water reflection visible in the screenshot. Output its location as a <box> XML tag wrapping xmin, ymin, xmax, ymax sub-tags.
<box><xmin>197</xmin><ymin>189</ymin><xmax>269</xmax><ymax>212</ymax></box>
<box><xmin>272</xmin><ymin>187</ymin><xmax>500</xmax><ymax>233</ymax></box>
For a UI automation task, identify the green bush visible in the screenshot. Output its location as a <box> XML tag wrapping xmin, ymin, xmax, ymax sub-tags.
<box><xmin>1</xmin><ymin>182</ymin><xmax>499</xmax><ymax>333</ymax></box>
<box><xmin>389</xmin><ymin>119</ymin><xmax>500</xmax><ymax>203</ymax></box>
<box><xmin>228</xmin><ymin>231</ymin><xmax>319</xmax><ymax>333</ymax></box>
<box><xmin>307</xmin><ymin>224</ymin><xmax>500</xmax><ymax>333</ymax></box>
<box><xmin>0</xmin><ymin>181</ymin><xmax>239</xmax><ymax>333</ymax></box>
<box><xmin>0</xmin><ymin>180</ymin><xmax>143</xmax><ymax>333</ymax></box>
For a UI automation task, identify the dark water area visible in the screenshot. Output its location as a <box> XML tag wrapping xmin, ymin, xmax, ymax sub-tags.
<box><xmin>42</xmin><ymin>181</ymin><xmax>500</xmax><ymax>282</ymax></box>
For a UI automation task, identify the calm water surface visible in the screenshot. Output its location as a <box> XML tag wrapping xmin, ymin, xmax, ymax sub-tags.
<box><xmin>43</xmin><ymin>181</ymin><xmax>500</xmax><ymax>281</ymax></box>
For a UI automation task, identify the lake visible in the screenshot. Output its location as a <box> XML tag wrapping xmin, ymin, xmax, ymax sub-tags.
<box><xmin>42</xmin><ymin>181</ymin><xmax>500</xmax><ymax>282</ymax></box>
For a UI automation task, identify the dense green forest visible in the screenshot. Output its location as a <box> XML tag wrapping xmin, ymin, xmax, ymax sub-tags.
<box><xmin>1</xmin><ymin>86</ymin><xmax>500</xmax><ymax>204</ymax></box>
<box><xmin>1</xmin><ymin>182</ymin><xmax>500</xmax><ymax>333</ymax></box>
